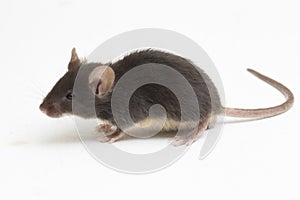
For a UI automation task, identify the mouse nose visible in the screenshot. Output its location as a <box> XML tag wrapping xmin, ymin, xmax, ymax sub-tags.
<box><xmin>39</xmin><ymin>103</ymin><xmax>47</xmax><ymax>114</ymax></box>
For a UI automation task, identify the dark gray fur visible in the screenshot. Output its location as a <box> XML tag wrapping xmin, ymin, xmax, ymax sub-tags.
<box><xmin>40</xmin><ymin>49</ymin><xmax>222</xmax><ymax>129</ymax></box>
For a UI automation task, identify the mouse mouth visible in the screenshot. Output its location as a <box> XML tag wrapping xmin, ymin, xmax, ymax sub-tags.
<box><xmin>39</xmin><ymin>103</ymin><xmax>62</xmax><ymax>118</ymax></box>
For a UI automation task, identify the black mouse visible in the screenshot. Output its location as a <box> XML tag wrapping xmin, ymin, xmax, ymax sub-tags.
<box><xmin>39</xmin><ymin>48</ymin><xmax>294</xmax><ymax>145</ymax></box>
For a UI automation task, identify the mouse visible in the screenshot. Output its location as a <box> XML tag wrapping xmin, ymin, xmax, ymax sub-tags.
<box><xmin>39</xmin><ymin>48</ymin><xmax>294</xmax><ymax>145</ymax></box>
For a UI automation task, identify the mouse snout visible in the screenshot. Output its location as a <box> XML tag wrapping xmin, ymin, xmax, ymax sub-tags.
<box><xmin>39</xmin><ymin>103</ymin><xmax>47</xmax><ymax>114</ymax></box>
<box><xmin>39</xmin><ymin>102</ymin><xmax>52</xmax><ymax>115</ymax></box>
<box><xmin>39</xmin><ymin>101</ymin><xmax>61</xmax><ymax>118</ymax></box>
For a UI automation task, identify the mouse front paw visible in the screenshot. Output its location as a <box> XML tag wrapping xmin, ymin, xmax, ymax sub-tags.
<box><xmin>97</xmin><ymin>128</ymin><xmax>125</xmax><ymax>143</ymax></box>
<box><xmin>96</xmin><ymin>124</ymin><xmax>116</xmax><ymax>134</ymax></box>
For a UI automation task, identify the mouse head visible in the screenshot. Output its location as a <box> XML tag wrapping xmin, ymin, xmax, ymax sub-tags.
<box><xmin>39</xmin><ymin>48</ymin><xmax>115</xmax><ymax>118</ymax></box>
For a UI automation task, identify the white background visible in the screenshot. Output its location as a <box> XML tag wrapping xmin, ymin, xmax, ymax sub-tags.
<box><xmin>0</xmin><ymin>0</ymin><xmax>299</xmax><ymax>199</ymax></box>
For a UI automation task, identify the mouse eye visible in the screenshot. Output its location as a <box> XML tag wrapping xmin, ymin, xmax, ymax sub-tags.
<box><xmin>66</xmin><ymin>93</ymin><xmax>74</xmax><ymax>100</ymax></box>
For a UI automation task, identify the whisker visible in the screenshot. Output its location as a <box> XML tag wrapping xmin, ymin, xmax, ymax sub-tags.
<box><xmin>30</xmin><ymin>81</ymin><xmax>46</xmax><ymax>98</ymax></box>
<box><xmin>24</xmin><ymin>93</ymin><xmax>44</xmax><ymax>101</ymax></box>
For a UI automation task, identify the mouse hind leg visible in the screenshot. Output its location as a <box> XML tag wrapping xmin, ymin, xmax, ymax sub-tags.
<box><xmin>207</xmin><ymin>114</ymin><xmax>217</xmax><ymax>129</ymax></box>
<box><xmin>171</xmin><ymin>115</ymin><xmax>211</xmax><ymax>146</ymax></box>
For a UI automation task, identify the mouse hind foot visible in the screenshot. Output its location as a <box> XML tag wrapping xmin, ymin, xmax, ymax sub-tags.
<box><xmin>171</xmin><ymin>115</ymin><xmax>211</xmax><ymax>146</ymax></box>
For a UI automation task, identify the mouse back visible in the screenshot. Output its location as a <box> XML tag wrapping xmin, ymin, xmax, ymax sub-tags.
<box><xmin>109</xmin><ymin>49</ymin><xmax>222</xmax><ymax>125</ymax></box>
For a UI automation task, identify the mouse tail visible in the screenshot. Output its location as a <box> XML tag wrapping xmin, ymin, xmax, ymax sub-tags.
<box><xmin>223</xmin><ymin>68</ymin><xmax>294</xmax><ymax>119</ymax></box>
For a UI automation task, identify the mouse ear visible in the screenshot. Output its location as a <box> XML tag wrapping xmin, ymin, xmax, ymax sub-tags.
<box><xmin>88</xmin><ymin>65</ymin><xmax>115</xmax><ymax>97</ymax></box>
<box><xmin>68</xmin><ymin>48</ymin><xmax>80</xmax><ymax>70</ymax></box>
